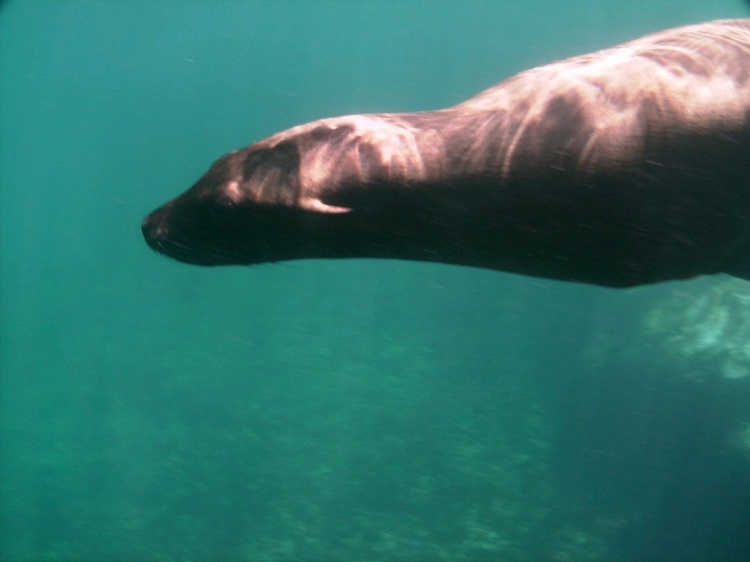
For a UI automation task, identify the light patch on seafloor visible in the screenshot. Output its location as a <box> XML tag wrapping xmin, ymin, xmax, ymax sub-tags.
<box><xmin>728</xmin><ymin>422</ymin><xmax>750</xmax><ymax>459</ymax></box>
<box><xmin>722</xmin><ymin>359</ymin><xmax>750</xmax><ymax>380</ymax></box>
<box><xmin>645</xmin><ymin>280</ymin><xmax>750</xmax><ymax>380</ymax></box>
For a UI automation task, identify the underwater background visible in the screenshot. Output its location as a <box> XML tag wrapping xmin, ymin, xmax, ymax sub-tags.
<box><xmin>2</xmin><ymin>1</ymin><xmax>750</xmax><ymax>560</ymax></box>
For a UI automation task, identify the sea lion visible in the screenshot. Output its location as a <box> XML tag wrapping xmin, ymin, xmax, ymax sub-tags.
<box><xmin>142</xmin><ymin>19</ymin><xmax>750</xmax><ymax>287</ymax></box>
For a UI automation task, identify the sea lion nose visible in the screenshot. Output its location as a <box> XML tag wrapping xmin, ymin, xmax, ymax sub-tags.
<box><xmin>141</xmin><ymin>208</ymin><xmax>165</xmax><ymax>249</ymax></box>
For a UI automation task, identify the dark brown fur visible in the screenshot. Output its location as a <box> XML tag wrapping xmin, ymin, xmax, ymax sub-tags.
<box><xmin>143</xmin><ymin>19</ymin><xmax>750</xmax><ymax>287</ymax></box>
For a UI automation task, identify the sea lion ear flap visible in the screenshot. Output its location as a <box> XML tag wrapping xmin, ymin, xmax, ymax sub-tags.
<box><xmin>298</xmin><ymin>197</ymin><xmax>352</xmax><ymax>214</ymax></box>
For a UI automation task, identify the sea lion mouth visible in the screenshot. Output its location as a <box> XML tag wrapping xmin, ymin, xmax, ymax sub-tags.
<box><xmin>142</xmin><ymin>198</ymin><xmax>318</xmax><ymax>266</ymax></box>
<box><xmin>143</xmin><ymin>229</ymin><xmax>222</xmax><ymax>265</ymax></box>
<box><xmin>141</xmin><ymin>206</ymin><xmax>241</xmax><ymax>266</ymax></box>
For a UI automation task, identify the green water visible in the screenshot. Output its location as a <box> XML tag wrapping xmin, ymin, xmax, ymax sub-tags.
<box><xmin>2</xmin><ymin>1</ymin><xmax>750</xmax><ymax>560</ymax></box>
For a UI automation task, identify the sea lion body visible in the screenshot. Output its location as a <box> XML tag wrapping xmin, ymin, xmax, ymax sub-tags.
<box><xmin>142</xmin><ymin>19</ymin><xmax>750</xmax><ymax>287</ymax></box>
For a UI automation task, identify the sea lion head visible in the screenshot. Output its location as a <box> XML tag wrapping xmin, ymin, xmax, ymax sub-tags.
<box><xmin>141</xmin><ymin>134</ymin><xmax>356</xmax><ymax>266</ymax></box>
<box><xmin>142</xmin><ymin>114</ymin><xmax>453</xmax><ymax>266</ymax></box>
<box><xmin>143</xmin><ymin>113</ymin><xmax>446</xmax><ymax>266</ymax></box>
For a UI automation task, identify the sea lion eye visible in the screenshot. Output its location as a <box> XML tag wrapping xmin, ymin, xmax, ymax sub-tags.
<box><xmin>208</xmin><ymin>197</ymin><xmax>236</xmax><ymax>223</ymax></box>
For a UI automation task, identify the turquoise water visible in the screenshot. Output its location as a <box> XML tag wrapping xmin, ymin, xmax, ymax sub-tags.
<box><xmin>2</xmin><ymin>1</ymin><xmax>750</xmax><ymax>560</ymax></box>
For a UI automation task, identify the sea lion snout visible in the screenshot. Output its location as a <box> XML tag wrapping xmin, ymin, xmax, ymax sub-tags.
<box><xmin>141</xmin><ymin>206</ymin><xmax>164</xmax><ymax>252</ymax></box>
<box><xmin>142</xmin><ymin>197</ymin><xmax>234</xmax><ymax>265</ymax></box>
<box><xmin>142</xmin><ymin>204</ymin><xmax>161</xmax><ymax>236</ymax></box>
<box><xmin>141</xmin><ymin>202</ymin><xmax>194</xmax><ymax>262</ymax></box>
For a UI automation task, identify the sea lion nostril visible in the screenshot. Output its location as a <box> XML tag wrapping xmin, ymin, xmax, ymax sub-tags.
<box><xmin>141</xmin><ymin>207</ymin><xmax>169</xmax><ymax>248</ymax></box>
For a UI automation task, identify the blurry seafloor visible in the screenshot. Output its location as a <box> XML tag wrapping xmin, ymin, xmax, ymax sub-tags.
<box><xmin>2</xmin><ymin>1</ymin><xmax>750</xmax><ymax>561</ymax></box>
